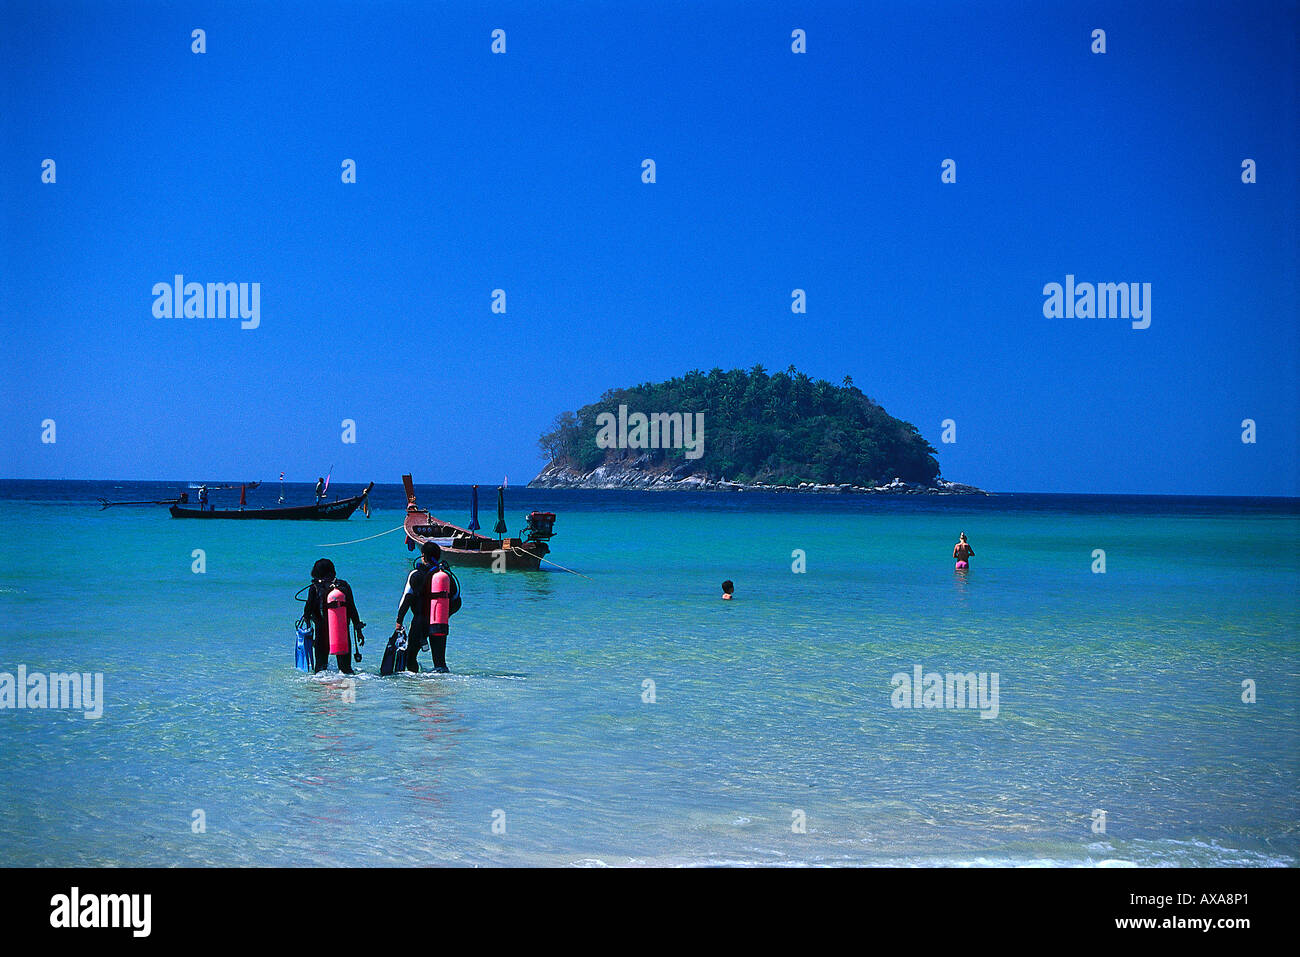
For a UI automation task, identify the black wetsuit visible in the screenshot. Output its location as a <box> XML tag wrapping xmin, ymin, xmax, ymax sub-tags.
<box><xmin>304</xmin><ymin>577</ymin><xmax>364</xmax><ymax>674</ymax></box>
<box><xmin>396</xmin><ymin>560</ymin><xmax>445</xmax><ymax>671</ymax></box>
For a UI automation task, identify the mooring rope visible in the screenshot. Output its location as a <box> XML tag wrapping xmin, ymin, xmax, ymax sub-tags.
<box><xmin>510</xmin><ymin>545</ymin><xmax>592</xmax><ymax>580</ymax></box>
<box><xmin>316</xmin><ymin>523</ymin><xmax>407</xmax><ymax>547</ymax></box>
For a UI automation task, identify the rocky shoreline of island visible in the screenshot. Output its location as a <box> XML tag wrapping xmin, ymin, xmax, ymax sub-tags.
<box><xmin>528</xmin><ymin>460</ymin><xmax>989</xmax><ymax>495</ymax></box>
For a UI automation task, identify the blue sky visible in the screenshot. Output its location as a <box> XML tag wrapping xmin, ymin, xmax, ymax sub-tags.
<box><xmin>2</xmin><ymin>0</ymin><xmax>1296</xmax><ymax>495</ymax></box>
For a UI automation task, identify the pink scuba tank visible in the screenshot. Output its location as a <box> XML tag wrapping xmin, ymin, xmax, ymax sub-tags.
<box><xmin>429</xmin><ymin>568</ymin><xmax>451</xmax><ymax>634</ymax></box>
<box><xmin>326</xmin><ymin>585</ymin><xmax>349</xmax><ymax>655</ymax></box>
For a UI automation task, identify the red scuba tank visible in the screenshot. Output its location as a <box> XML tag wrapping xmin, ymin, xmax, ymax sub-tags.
<box><xmin>429</xmin><ymin>568</ymin><xmax>451</xmax><ymax>636</ymax></box>
<box><xmin>326</xmin><ymin>584</ymin><xmax>349</xmax><ymax>655</ymax></box>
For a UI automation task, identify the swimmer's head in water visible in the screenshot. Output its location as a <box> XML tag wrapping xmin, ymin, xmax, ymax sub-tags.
<box><xmin>722</xmin><ymin>580</ymin><xmax>734</xmax><ymax>596</ymax></box>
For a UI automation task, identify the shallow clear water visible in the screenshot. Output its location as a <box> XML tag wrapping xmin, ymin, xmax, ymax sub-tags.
<box><xmin>0</xmin><ymin>481</ymin><xmax>1296</xmax><ymax>866</ymax></box>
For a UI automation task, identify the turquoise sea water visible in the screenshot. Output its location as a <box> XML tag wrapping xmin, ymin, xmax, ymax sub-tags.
<box><xmin>0</xmin><ymin>481</ymin><xmax>1296</xmax><ymax>867</ymax></box>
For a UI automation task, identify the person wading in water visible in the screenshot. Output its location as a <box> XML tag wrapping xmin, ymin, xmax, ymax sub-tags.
<box><xmin>394</xmin><ymin>541</ymin><xmax>441</xmax><ymax>672</ymax></box>
<box><xmin>303</xmin><ymin>558</ymin><xmax>365</xmax><ymax>674</ymax></box>
<box><xmin>953</xmin><ymin>532</ymin><xmax>974</xmax><ymax>568</ymax></box>
<box><xmin>394</xmin><ymin>542</ymin><xmax>460</xmax><ymax>673</ymax></box>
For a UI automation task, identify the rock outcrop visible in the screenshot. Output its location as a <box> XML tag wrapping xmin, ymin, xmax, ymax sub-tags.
<box><xmin>528</xmin><ymin>457</ymin><xmax>988</xmax><ymax>494</ymax></box>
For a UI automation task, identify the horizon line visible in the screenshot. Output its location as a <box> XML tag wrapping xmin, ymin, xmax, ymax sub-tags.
<box><xmin>0</xmin><ymin>476</ymin><xmax>1296</xmax><ymax>501</ymax></box>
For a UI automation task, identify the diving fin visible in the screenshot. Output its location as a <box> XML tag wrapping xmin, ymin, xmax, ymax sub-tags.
<box><xmin>295</xmin><ymin>618</ymin><xmax>314</xmax><ymax>672</ymax></box>
<box><xmin>380</xmin><ymin>626</ymin><xmax>408</xmax><ymax>676</ymax></box>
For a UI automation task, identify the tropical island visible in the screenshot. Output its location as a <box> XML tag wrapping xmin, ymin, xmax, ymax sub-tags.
<box><xmin>529</xmin><ymin>366</ymin><xmax>986</xmax><ymax>494</ymax></box>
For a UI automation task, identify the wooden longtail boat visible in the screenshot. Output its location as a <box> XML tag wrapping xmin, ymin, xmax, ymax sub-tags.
<box><xmin>169</xmin><ymin>483</ymin><xmax>373</xmax><ymax>520</ymax></box>
<box><xmin>402</xmin><ymin>474</ymin><xmax>555</xmax><ymax>570</ymax></box>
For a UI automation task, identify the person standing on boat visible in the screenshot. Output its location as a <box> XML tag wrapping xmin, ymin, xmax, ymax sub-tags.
<box><xmin>303</xmin><ymin>558</ymin><xmax>366</xmax><ymax>674</ymax></box>
<box><xmin>395</xmin><ymin>541</ymin><xmax>451</xmax><ymax>673</ymax></box>
<box><xmin>198</xmin><ymin>484</ymin><xmax>209</xmax><ymax>511</ymax></box>
<box><xmin>315</xmin><ymin>477</ymin><xmax>325</xmax><ymax>503</ymax></box>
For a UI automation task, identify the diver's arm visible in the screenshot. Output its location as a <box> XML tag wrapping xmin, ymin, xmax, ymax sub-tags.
<box><xmin>340</xmin><ymin>580</ymin><xmax>365</xmax><ymax>630</ymax></box>
<box><xmin>395</xmin><ymin>568</ymin><xmax>417</xmax><ymax>625</ymax></box>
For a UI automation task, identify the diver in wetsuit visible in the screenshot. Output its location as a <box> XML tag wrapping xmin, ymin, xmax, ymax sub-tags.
<box><xmin>395</xmin><ymin>541</ymin><xmax>447</xmax><ymax>673</ymax></box>
<box><xmin>303</xmin><ymin>558</ymin><xmax>365</xmax><ymax>674</ymax></box>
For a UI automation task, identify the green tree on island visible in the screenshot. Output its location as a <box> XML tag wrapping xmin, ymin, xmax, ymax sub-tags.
<box><xmin>537</xmin><ymin>366</ymin><xmax>941</xmax><ymax>487</ymax></box>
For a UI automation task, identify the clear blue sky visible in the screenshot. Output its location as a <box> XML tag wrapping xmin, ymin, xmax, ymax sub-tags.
<box><xmin>2</xmin><ymin>0</ymin><xmax>1296</xmax><ymax>495</ymax></box>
